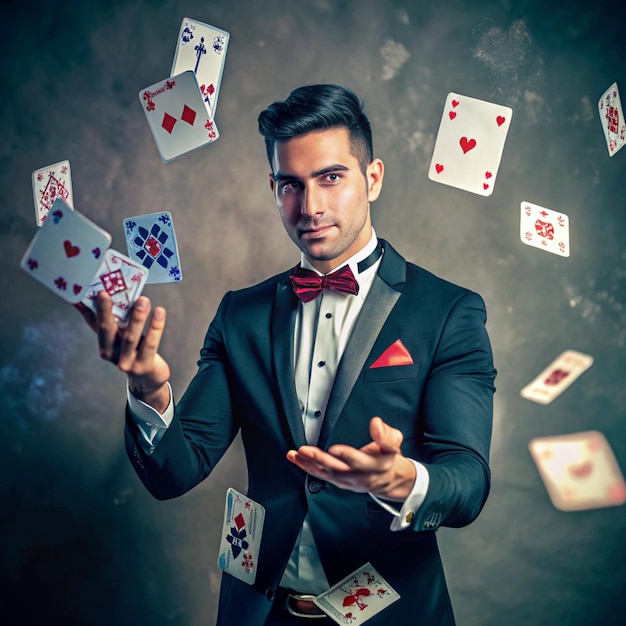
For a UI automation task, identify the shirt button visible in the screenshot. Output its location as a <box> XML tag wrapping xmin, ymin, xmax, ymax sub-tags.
<box><xmin>308</xmin><ymin>480</ymin><xmax>323</xmax><ymax>494</ymax></box>
<box><xmin>314</xmin><ymin>410</ymin><xmax>322</xmax><ymax>417</ymax></box>
<box><xmin>317</xmin><ymin>361</ymin><xmax>326</xmax><ymax>367</ymax></box>
<box><xmin>325</xmin><ymin>313</ymin><xmax>332</xmax><ymax>318</ymax></box>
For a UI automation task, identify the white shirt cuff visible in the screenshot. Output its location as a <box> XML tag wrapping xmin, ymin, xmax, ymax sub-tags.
<box><xmin>126</xmin><ymin>383</ymin><xmax>174</xmax><ymax>451</ymax></box>
<box><xmin>368</xmin><ymin>460</ymin><xmax>430</xmax><ymax>532</ymax></box>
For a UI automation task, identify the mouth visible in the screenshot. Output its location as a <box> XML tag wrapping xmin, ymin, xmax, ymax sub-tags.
<box><xmin>300</xmin><ymin>225</ymin><xmax>333</xmax><ymax>239</ymax></box>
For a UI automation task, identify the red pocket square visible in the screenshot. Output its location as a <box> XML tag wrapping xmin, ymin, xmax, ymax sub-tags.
<box><xmin>370</xmin><ymin>339</ymin><xmax>414</xmax><ymax>368</ymax></box>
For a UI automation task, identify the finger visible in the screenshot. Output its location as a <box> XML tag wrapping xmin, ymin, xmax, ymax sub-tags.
<box><xmin>95</xmin><ymin>291</ymin><xmax>120</xmax><ymax>361</ymax></box>
<box><xmin>73</xmin><ymin>302</ymin><xmax>97</xmax><ymax>332</ymax></box>
<box><xmin>117</xmin><ymin>296</ymin><xmax>153</xmax><ymax>370</ymax></box>
<box><xmin>369</xmin><ymin>417</ymin><xmax>403</xmax><ymax>454</ymax></box>
<box><xmin>287</xmin><ymin>447</ymin><xmax>352</xmax><ymax>474</ymax></box>
<box><xmin>135</xmin><ymin>305</ymin><xmax>166</xmax><ymax>366</ymax></box>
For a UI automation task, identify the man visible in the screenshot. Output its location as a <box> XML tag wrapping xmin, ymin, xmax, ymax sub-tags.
<box><xmin>80</xmin><ymin>84</ymin><xmax>496</xmax><ymax>625</ymax></box>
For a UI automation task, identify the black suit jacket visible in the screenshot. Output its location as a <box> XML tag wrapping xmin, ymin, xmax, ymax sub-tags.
<box><xmin>125</xmin><ymin>240</ymin><xmax>496</xmax><ymax>625</ymax></box>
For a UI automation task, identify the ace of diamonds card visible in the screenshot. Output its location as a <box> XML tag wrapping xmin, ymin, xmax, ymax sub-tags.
<box><xmin>138</xmin><ymin>70</ymin><xmax>219</xmax><ymax>163</ymax></box>
<box><xmin>428</xmin><ymin>92</ymin><xmax>512</xmax><ymax>196</ymax></box>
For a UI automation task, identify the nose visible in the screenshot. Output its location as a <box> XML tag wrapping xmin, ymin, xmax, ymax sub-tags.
<box><xmin>300</xmin><ymin>184</ymin><xmax>323</xmax><ymax>218</ymax></box>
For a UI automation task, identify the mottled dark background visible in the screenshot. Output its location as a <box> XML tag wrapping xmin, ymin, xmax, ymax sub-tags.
<box><xmin>1</xmin><ymin>0</ymin><xmax>625</xmax><ymax>624</ymax></box>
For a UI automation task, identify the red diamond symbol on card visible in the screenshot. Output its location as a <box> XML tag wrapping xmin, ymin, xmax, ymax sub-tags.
<box><xmin>162</xmin><ymin>113</ymin><xmax>177</xmax><ymax>134</ymax></box>
<box><xmin>181</xmin><ymin>104</ymin><xmax>196</xmax><ymax>126</ymax></box>
<box><xmin>234</xmin><ymin>513</ymin><xmax>246</xmax><ymax>531</ymax></box>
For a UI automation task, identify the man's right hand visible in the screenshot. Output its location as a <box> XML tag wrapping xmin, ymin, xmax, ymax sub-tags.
<box><xmin>75</xmin><ymin>291</ymin><xmax>171</xmax><ymax>413</ymax></box>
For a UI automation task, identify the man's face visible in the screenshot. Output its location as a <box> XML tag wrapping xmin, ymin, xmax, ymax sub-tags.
<box><xmin>269</xmin><ymin>127</ymin><xmax>384</xmax><ymax>274</ymax></box>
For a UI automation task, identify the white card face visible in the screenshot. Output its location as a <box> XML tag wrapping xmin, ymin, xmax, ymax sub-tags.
<box><xmin>520</xmin><ymin>350</ymin><xmax>593</xmax><ymax>405</ymax></box>
<box><xmin>20</xmin><ymin>198</ymin><xmax>112</xmax><ymax>304</ymax></box>
<box><xmin>314</xmin><ymin>562</ymin><xmax>400</xmax><ymax>625</ymax></box>
<box><xmin>598</xmin><ymin>82</ymin><xmax>626</xmax><ymax>157</ymax></box>
<box><xmin>81</xmin><ymin>249</ymin><xmax>149</xmax><ymax>326</ymax></box>
<box><xmin>217</xmin><ymin>488</ymin><xmax>265</xmax><ymax>585</ymax></box>
<box><xmin>32</xmin><ymin>160</ymin><xmax>74</xmax><ymax>227</ymax></box>
<box><xmin>529</xmin><ymin>431</ymin><xmax>626</xmax><ymax>511</ymax></box>
<box><xmin>138</xmin><ymin>70</ymin><xmax>219</xmax><ymax>163</ymax></box>
<box><xmin>171</xmin><ymin>18</ymin><xmax>229</xmax><ymax>116</ymax></box>
<box><xmin>520</xmin><ymin>201</ymin><xmax>570</xmax><ymax>257</ymax></box>
<box><xmin>123</xmin><ymin>211</ymin><xmax>182</xmax><ymax>284</ymax></box>
<box><xmin>428</xmin><ymin>92</ymin><xmax>512</xmax><ymax>196</ymax></box>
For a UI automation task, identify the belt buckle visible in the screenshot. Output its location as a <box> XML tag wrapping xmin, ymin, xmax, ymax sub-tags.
<box><xmin>285</xmin><ymin>592</ymin><xmax>326</xmax><ymax>619</ymax></box>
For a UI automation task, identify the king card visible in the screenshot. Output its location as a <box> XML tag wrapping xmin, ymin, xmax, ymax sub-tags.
<box><xmin>598</xmin><ymin>82</ymin><xmax>625</xmax><ymax>157</ymax></box>
<box><xmin>529</xmin><ymin>431</ymin><xmax>626</xmax><ymax>511</ymax></box>
<box><xmin>428</xmin><ymin>92</ymin><xmax>512</xmax><ymax>196</ymax></box>
<box><xmin>171</xmin><ymin>18</ymin><xmax>229</xmax><ymax>116</ymax></box>
<box><xmin>32</xmin><ymin>160</ymin><xmax>73</xmax><ymax>227</ymax></box>
<box><xmin>81</xmin><ymin>249</ymin><xmax>149</xmax><ymax>326</ymax></box>
<box><xmin>520</xmin><ymin>350</ymin><xmax>593</xmax><ymax>405</ymax></box>
<box><xmin>217</xmin><ymin>488</ymin><xmax>265</xmax><ymax>585</ymax></box>
<box><xmin>138</xmin><ymin>70</ymin><xmax>219</xmax><ymax>163</ymax></box>
<box><xmin>520</xmin><ymin>201</ymin><xmax>570</xmax><ymax>257</ymax></box>
<box><xmin>123</xmin><ymin>211</ymin><xmax>182</xmax><ymax>284</ymax></box>
<box><xmin>20</xmin><ymin>198</ymin><xmax>112</xmax><ymax>304</ymax></box>
<box><xmin>314</xmin><ymin>563</ymin><xmax>400</xmax><ymax>625</ymax></box>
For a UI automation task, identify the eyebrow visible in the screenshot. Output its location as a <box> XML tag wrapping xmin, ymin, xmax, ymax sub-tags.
<box><xmin>272</xmin><ymin>163</ymin><xmax>350</xmax><ymax>181</ymax></box>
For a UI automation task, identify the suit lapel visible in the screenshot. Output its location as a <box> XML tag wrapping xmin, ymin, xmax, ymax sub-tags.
<box><xmin>272</xmin><ymin>276</ymin><xmax>308</xmax><ymax>449</ymax></box>
<box><xmin>318</xmin><ymin>242</ymin><xmax>406</xmax><ymax>449</ymax></box>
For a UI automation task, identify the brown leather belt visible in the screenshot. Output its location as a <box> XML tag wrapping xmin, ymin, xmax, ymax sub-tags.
<box><xmin>278</xmin><ymin>588</ymin><xmax>327</xmax><ymax>619</ymax></box>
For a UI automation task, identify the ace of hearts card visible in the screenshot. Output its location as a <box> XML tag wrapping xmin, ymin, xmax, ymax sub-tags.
<box><xmin>32</xmin><ymin>160</ymin><xmax>73</xmax><ymax>227</ymax></box>
<box><xmin>428</xmin><ymin>92</ymin><xmax>512</xmax><ymax>196</ymax></box>
<box><xmin>138</xmin><ymin>70</ymin><xmax>219</xmax><ymax>163</ymax></box>
<box><xmin>529</xmin><ymin>431</ymin><xmax>626</xmax><ymax>512</ymax></box>
<box><xmin>20</xmin><ymin>198</ymin><xmax>112</xmax><ymax>304</ymax></box>
<box><xmin>520</xmin><ymin>201</ymin><xmax>570</xmax><ymax>257</ymax></box>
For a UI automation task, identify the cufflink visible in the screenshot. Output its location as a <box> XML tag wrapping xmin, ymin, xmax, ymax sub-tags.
<box><xmin>405</xmin><ymin>510</ymin><xmax>414</xmax><ymax>523</ymax></box>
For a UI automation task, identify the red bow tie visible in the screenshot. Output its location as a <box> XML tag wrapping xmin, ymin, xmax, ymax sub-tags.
<box><xmin>290</xmin><ymin>265</ymin><xmax>359</xmax><ymax>302</ymax></box>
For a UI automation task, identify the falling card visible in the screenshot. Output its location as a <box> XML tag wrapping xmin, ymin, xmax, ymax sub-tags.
<box><xmin>314</xmin><ymin>563</ymin><xmax>400</xmax><ymax>625</ymax></box>
<box><xmin>521</xmin><ymin>350</ymin><xmax>593</xmax><ymax>405</ymax></box>
<box><xmin>598</xmin><ymin>82</ymin><xmax>626</xmax><ymax>157</ymax></box>
<box><xmin>520</xmin><ymin>201</ymin><xmax>570</xmax><ymax>257</ymax></box>
<box><xmin>32</xmin><ymin>160</ymin><xmax>73</xmax><ymax>227</ymax></box>
<box><xmin>20</xmin><ymin>198</ymin><xmax>112</xmax><ymax>304</ymax></box>
<box><xmin>171</xmin><ymin>18</ymin><xmax>229</xmax><ymax>116</ymax></box>
<box><xmin>81</xmin><ymin>249</ymin><xmax>149</xmax><ymax>326</ymax></box>
<box><xmin>428</xmin><ymin>92</ymin><xmax>512</xmax><ymax>196</ymax></box>
<box><xmin>529</xmin><ymin>431</ymin><xmax>626</xmax><ymax>511</ymax></box>
<box><xmin>138</xmin><ymin>70</ymin><xmax>219</xmax><ymax>163</ymax></box>
<box><xmin>217</xmin><ymin>488</ymin><xmax>265</xmax><ymax>585</ymax></box>
<box><xmin>123</xmin><ymin>211</ymin><xmax>182</xmax><ymax>284</ymax></box>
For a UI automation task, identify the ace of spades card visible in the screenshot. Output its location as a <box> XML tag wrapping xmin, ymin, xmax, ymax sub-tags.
<box><xmin>138</xmin><ymin>70</ymin><xmax>219</xmax><ymax>163</ymax></box>
<box><xmin>529</xmin><ymin>431</ymin><xmax>626</xmax><ymax>512</ymax></box>
<box><xmin>314</xmin><ymin>563</ymin><xmax>400</xmax><ymax>625</ymax></box>
<box><xmin>520</xmin><ymin>201</ymin><xmax>570</xmax><ymax>257</ymax></box>
<box><xmin>171</xmin><ymin>18</ymin><xmax>229</xmax><ymax>116</ymax></box>
<box><xmin>428</xmin><ymin>92</ymin><xmax>512</xmax><ymax>196</ymax></box>
<box><xmin>32</xmin><ymin>160</ymin><xmax>74</xmax><ymax>227</ymax></box>
<box><xmin>20</xmin><ymin>198</ymin><xmax>112</xmax><ymax>304</ymax></box>
<box><xmin>123</xmin><ymin>211</ymin><xmax>182</xmax><ymax>284</ymax></box>
<box><xmin>81</xmin><ymin>249</ymin><xmax>149</xmax><ymax>326</ymax></box>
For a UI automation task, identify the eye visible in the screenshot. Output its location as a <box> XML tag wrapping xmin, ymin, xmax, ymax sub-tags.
<box><xmin>323</xmin><ymin>172</ymin><xmax>341</xmax><ymax>183</ymax></box>
<box><xmin>279</xmin><ymin>181</ymin><xmax>302</xmax><ymax>194</ymax></box>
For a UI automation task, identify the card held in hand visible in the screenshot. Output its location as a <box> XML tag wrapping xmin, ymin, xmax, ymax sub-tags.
<box><xmin>428</xmin><ymin>92</ymin><xmax>512</xmax><ymax>196</ymax></box>
<box><xmin>20</xmin><ymin>198</ymin><xmax>112</xmax><ymax>304</ymax></box>
<box><xmin>314</xmin><ymin>562</ymin><xmax>400</xmax><ymax>625</ymax></box>
<box><xmin>32</xmin><ymin>160</ymin><xmax>73</xmax><ymax>227</ymax></box>
<box><xmin>138</xmin><ymin>70</ymin><xmax>219</xmax><ymax>163</ymax></box>
<box><xmin>217</xmin><ymin>488</ymin><xmax>265</xmax><ymax>585</ymax></box>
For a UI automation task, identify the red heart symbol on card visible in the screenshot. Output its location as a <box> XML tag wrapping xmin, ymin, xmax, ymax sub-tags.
<box><xmin>73</xmin><ymin>284</ymin><xmax>82</xmax><ymax>295</ymax></box>
<box><xmin>496</xmin><ymin>115</ymin><xmax>506</xmax><ymax>126</ymax></box>
<box><xmin>485</xmin><ymin>171</ymin><xmax>493</xmax><ymax>179</ymax></box>
<box><xmin>448</xmin><ymin>111</ymin><xmax>457</xmax><ymax>120</ymax></box>
<box><xmin>63</xmin><ymin>240</ymin><xmax>80</xmax><ymax>258</ymax></box>
<box><xmin>435</xmin><ymin>163</ymin><xmax>444</xmax><ymax>174</ymax></box>
<box><xmin>483</xmin><ymin>183</ymin><xmax>489</xmax><ymax>190</ymax></box>
<box><xmin>568</xmin><ymin>461</ymin><xmax>593</xmax><ymax>480</ymax></box>
<box><xmin>459</xmin><ymin>137</ymin><xmax>477</xmax><ymax>153</ymax></box>
<box><xmin>451</xmin><ymin>99</ymin><xmax>459</xmax><ymax>108</ymax></box>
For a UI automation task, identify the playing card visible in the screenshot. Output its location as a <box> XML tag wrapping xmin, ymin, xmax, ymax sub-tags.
<box><xmin>520</xmin><ymin>350</ymin><xmax>593</xmax><ymax>405</ymax></box>
<box><xmin>217</xmin><ymin>488</ymin><xmax>265</xmax><ymax>585</ymax></box>
<box><xmin>32</xmin><ymin>160</ymin><xmax>73</xmax><ymax>227</ymax></box>
<box><xmin>138</xmin><ymin>70</ymin><xmax>219</xmax><ymax>163</ymax></box>
<box><xmin>529</xmin><ymin>431</ymin><xmax>626</xmax><ymax>511</ymax></box>
<box><xmin>171</xmin><ymin>18</ymin><xmax>229</xmax><ymax>116</ymax></box>
<box><xmin>520</xmin><ymin>201</ymin><xmax>570</xmax><ymax>257</ymax></box>
<box><xmin>81</xmin><ymin>249</ymin><xmax>149</xmax><ymax>326</ymax></box>
<box><xmin>428</xmin><ymin>92</ymin><xmax>512</xmax><ymax>196</ymax></box>
<box><xmin>598</xmin><ymin>82</ymin><xmax>625</xmax><ymax>157</ymax></box>
<box><xmin>314</xmin><ymin>563</ymin><xmax>400</xmax><ymax>625</ymax></box>
<box><xmin>123</xmin><ymin>211</ymin><xmax>182</xmax><ymax>284</ymax></box>
<box><xmin>20</xmin><ymin>198</ymin><xmax>112</xmax><ymax>304</ymax></box>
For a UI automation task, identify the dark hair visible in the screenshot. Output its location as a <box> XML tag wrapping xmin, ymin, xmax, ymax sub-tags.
<box><xmin>257</xmin><ymin>84</ymin><xmax>373</xmax><ymax>173</ymax></box>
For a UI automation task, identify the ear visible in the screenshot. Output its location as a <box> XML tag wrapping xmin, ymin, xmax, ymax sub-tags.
<box><xmin>269</xmin><ymin>173</ymin><xmax>276</xmax><ymax>194</ymax></box>
<box><xmin>366</xmin><ymin>158</ymin><xmax>384</xmax><ymax>202</ymax></box>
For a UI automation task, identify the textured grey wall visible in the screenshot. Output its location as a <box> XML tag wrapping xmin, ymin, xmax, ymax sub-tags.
<box><xmin>1</xmin><ymin>0</ymin><xmax>625</xmax><ymax>624</ymax></box>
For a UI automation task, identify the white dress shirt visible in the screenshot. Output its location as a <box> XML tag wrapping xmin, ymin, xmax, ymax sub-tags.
<box><xmin>127</xmin><ymin>229</ymin><xmax>429</xmax><ymax>594</ymax></box>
